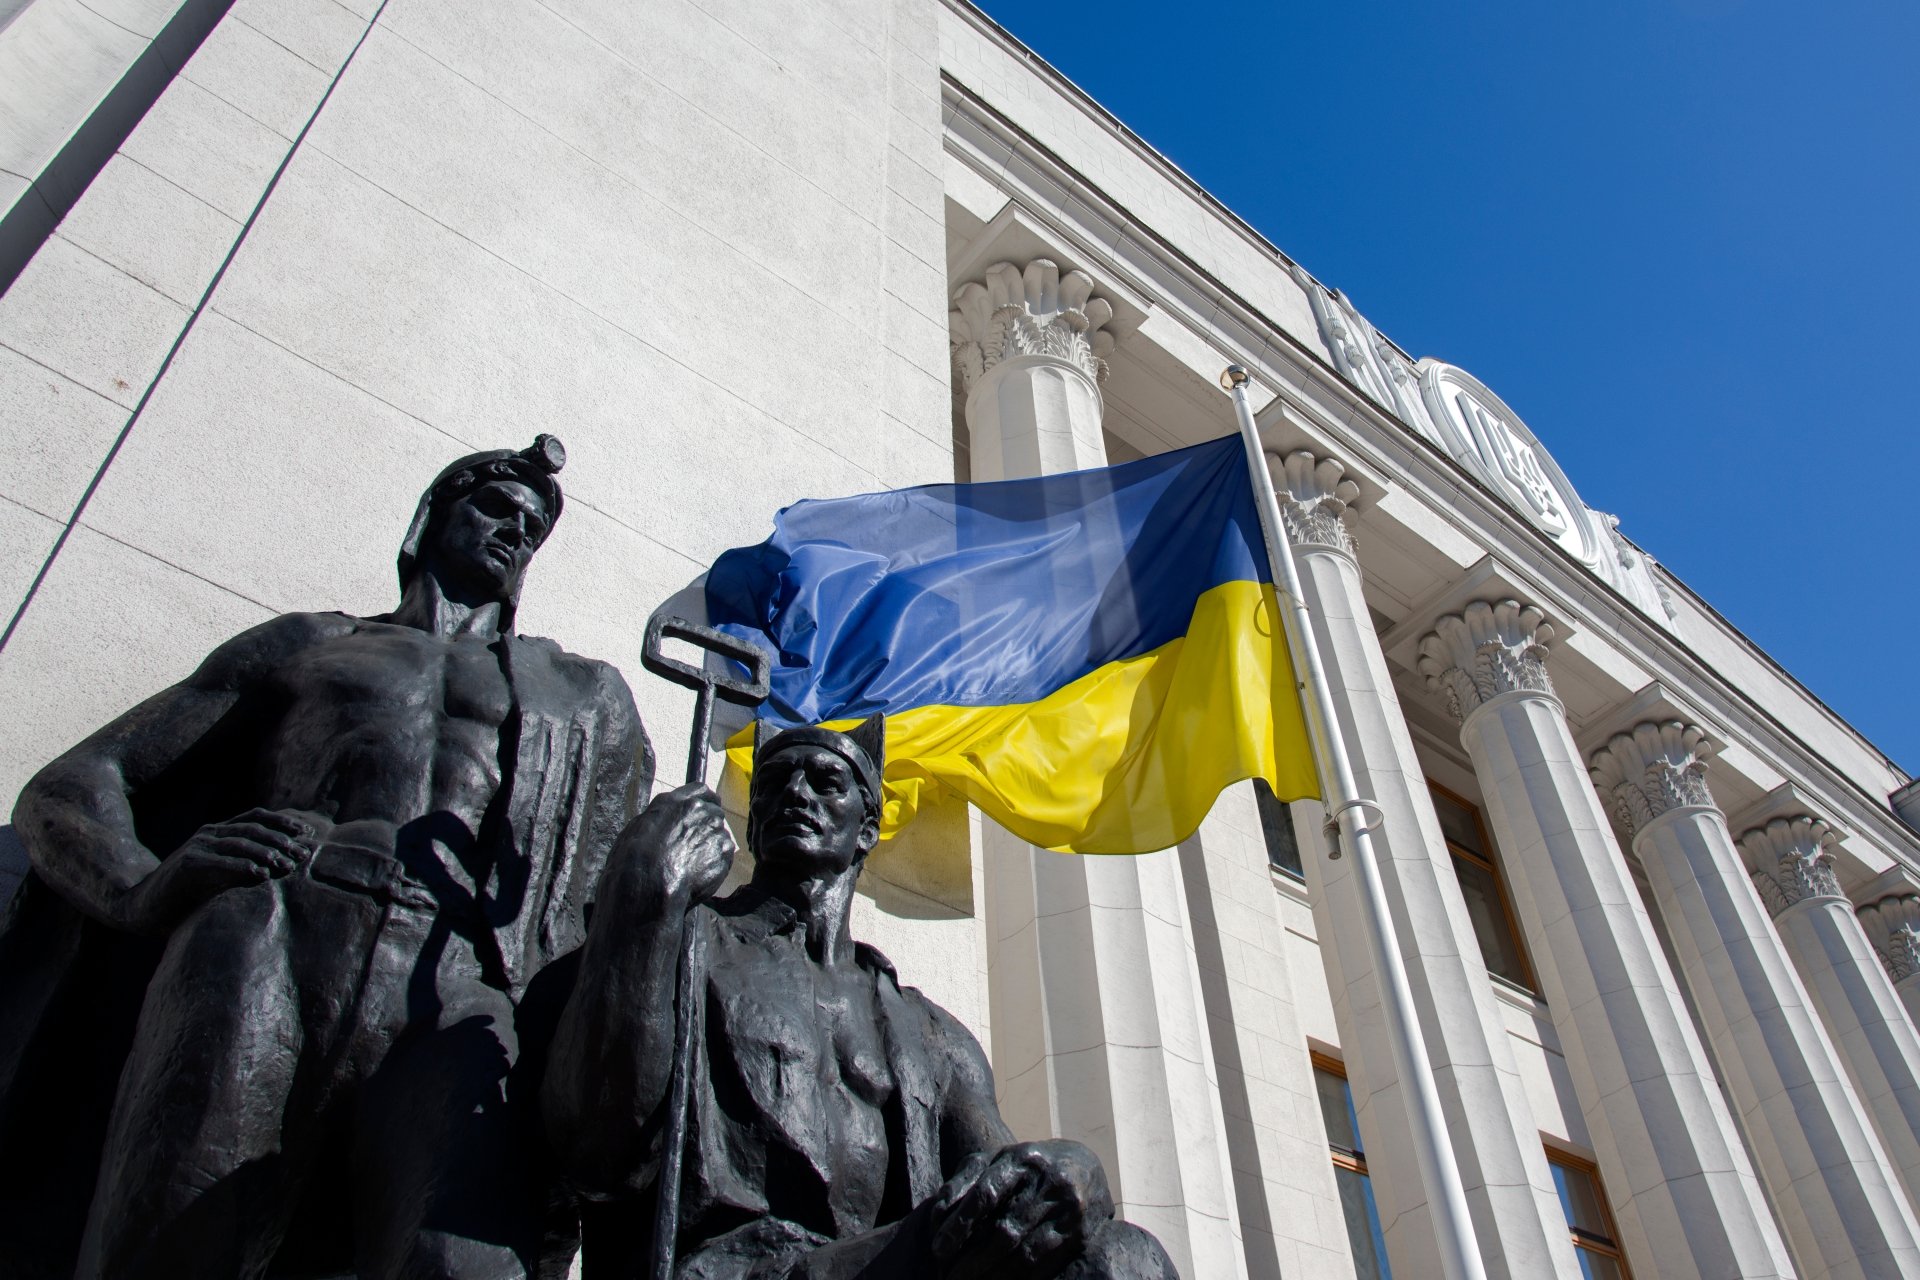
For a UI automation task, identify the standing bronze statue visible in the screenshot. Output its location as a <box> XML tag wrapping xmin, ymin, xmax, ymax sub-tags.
<box><xmin>0</xmin><ymin>437</ymin><xmax>652</xmax><ymax>1280</ymax></box>
<box><xmin>543</xmin><ymin>717</ymin><xmax>1177</xmax><ymax>1279</ymax></box>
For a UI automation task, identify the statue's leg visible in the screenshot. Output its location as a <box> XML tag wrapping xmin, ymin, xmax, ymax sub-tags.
<box><xmin>352</xmin><ymin>961</ymin><xmax>544</xmax><ymax>1280</ymax></box>
<box><xmin>74</xmin><ymin>874</ymin><xmax>382</xmax><ymax>1280</ymax></box>
<box><xmin>1054</xmin><ymin>1220</ymin><xmax>1179</xmax><ymax>1280</ymax></box>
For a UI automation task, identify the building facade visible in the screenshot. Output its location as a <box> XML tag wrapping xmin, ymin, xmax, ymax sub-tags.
<box><xmin>4</xmin><ymin>1</ymin><xmax>1919</xmax><ymax>1276</ymax></box>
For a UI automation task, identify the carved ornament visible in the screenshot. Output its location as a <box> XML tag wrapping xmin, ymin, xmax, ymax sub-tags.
<box><xmin>1737</xmin><ymin>815</ymin><xmax>1843</xmax><ymax>918</ymax></box>
<box><xmin>1286</xmin><ymin>268</ymin><xmax>1680</xmax><ymax>633</ymax></box>
<box><xmin>1587</xmin><ymin>721</ymin><xmax>1717</xmax><ymax>838</ymax></box>
<box><xmin>1415</xmin><ymin>599</ymin><xmax>1555</xmax><ymax>721</ymax></box>
<box><xmin>1858</xmin><ymin>893</ymin><xmax>1920</xmax><ymax>986</ymax></box>
<box><xmin>1271</xmin><ymin>450</ymin><xmax>1359</xmax><ymax>556</ymax></box>
<box><xmin>949</xmin><ymin>259</ymin><xmax>1114</xmax><ymax>395</ymax></box>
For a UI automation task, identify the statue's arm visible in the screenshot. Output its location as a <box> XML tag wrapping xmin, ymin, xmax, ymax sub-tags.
<box><xmin>542</xmin><ymin>784</ymin><xmax>733</xmax><ymax>1197</ymax></box>
<box><xmin>931</xmin><ymin>1002</ymin><xmax>1017</xmax><ymax>1172</ymax></box>
<box><xmin>11</xmin><ymin>613</ymin><xmax>333</xmax><ymax>933</ymax></box>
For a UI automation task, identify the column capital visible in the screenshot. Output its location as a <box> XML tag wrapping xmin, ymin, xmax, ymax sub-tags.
<box><xmin>1269</xmin><ymin>449</ymin><xmax>1360</xmax><ymax>556</ymax></box>
<box><xmin>949</xmin><ymin>259</ymin><xmax>1114</xmax><ymax>396</ymax></box>
<box><xmin>1858</xmin><ymin>892</ymin><xmax>1920</xmax><ymax>987</ymax></box>
<box><xmin>1738</xmin><ymin>815</ymin><xmax>1844</xmax><ymax>918</ymax></box>
<box><xmin>1587</xmin><ymin>720</ymin><xmax>1718</xmax><ymax>839</ymax></box>
<box><xmin>1414</xmin><ymin>598</ymin><xmax>1555</xmax><ymax>722</ymax></box>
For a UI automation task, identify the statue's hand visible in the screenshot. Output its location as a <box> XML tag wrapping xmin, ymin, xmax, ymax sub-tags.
<box><xmin>120</xmin><ymin>808</ymin><xmax>315</xmax><ymax>934</ymax></box>
<box><xmin>607</xmin><ymin>783</ymin><xmax>735</xmax><ymax>911</ymax></box>
<box><xmin>929</xmin><ymin>1139</ymin><xmax>1114</xmax><ymax>1280</ymax></box>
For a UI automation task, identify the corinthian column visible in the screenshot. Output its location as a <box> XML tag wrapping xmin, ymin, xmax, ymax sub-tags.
<box><xmin>1857</xmin><ymin>886</ymin><xmax>1920</xmax><ymax>1030</ymax></box>
<box><xmin>950</xmin><ymin>260</ymin><xmax>1245</xmax><ymax>1280</ymax></box>
<box><xmin>1738</xmin><ymin>814</ymin><xmax>1920</xmax><ymax>1213</ymax></box>
<box><xmin>1415</xmin><ymin>605</ymin><xmax>1795</xmax><ymax>1279</ymax></box>
<box><xmin>949</xmin><ymin>258</ymin><xmax>1113</xmax><ymax>482</ymax></box>
<box><xmin>1590</xmin><ymin>724</ymin><xmax>1920</xmax><ymax>1277</ymax></box>
<box><xmin>1274</xmin><ymin>457</ymin><xmax>1577</xmax><ymax>1279</ymax></box>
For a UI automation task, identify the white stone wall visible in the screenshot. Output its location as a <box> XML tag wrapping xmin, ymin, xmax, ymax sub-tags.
<box><xmin>0</xmin><ymin>0</ymin><xmax>987</xmax><ymax>1025</ymax></box>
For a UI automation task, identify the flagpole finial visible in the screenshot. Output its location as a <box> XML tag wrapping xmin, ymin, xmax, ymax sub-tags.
<box><xmin>1220</xmin><ymin>364</ymin><xmax>1250</xmax><ymax>391</ymax></box>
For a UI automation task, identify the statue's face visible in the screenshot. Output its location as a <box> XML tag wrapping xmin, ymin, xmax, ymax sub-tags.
<box><xmin>750</xmin><ymin>745</ymin><xmax>878</xmax><ymax>876</ymax></box>
<box><xmin>428</xmin><ymin>479</ymin><xmax>551</xmax><ymax>601</ymax></box>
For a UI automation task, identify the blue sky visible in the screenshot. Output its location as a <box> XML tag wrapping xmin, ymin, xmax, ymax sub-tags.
<box><xmin>974</xmin><ymin>0</ymin><xmax>1920</xmax><ymax>778</ymax></box>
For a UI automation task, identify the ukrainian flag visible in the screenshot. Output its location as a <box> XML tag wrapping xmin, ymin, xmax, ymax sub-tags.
<box><xmin>706</xmin><ymin>434</ymin><xmax>1318</xmax><ymax>854</ymax></box>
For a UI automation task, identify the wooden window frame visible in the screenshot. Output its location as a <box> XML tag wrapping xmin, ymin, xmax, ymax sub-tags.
<box><xmin>1428</xmin><ymin>780</ymin><xmax>1537</xmax><ymax>992</ymax></box>
<box><xmin>1544</xmin><ymin>1144</ymin><xmax>1633</xmax><ymax>1277</ymax></box>
<box><xmin>1310</xmin><ymin>1050</ymin><xmax>1368</xmax><ymax>1173</ymax></box>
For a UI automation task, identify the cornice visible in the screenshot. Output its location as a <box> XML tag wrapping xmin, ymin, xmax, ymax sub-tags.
<box><xmin>936</xmin><ymin>73</ymin><xmax>1920</xmax><ymax>865</ymax></box>
<box><xmin>939</xmin><ymin>0</ymin><xmax>1297</xmax><ymax>275</ymax></box>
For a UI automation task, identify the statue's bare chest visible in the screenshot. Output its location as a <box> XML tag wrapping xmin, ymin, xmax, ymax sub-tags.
<box><xmin>705</xmin><ymin>922</ymin><xmax>897</xmax><ymax>1230</ymax></box>
<box><xmin>264</xmin><ymin>626</ymin><xmax>514</xmax><ymax>824</ymax></box>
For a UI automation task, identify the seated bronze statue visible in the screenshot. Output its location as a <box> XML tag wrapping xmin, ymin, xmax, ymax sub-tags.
<box><xmin>0</xmin><ymin>438</ymin><xmax>650</xmax><ymax>1280</ymax></box>
<box><xmin>543</xmin><ymin>717</ymin><xmax>1177</xmax><ymax>1279</ymax></box>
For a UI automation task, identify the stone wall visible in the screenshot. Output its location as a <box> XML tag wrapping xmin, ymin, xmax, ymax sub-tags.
<box><xmin>0</xmin><ymin>0</ymin><xmax>989</xmax><ymax>1030</ymax></box>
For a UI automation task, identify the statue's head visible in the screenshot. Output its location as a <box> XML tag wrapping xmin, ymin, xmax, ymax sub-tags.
<box><xmin>747</xmin><ymin>716</ymin><xmax>884</xmax><ymax>879</ymax></box>
<box><xmin>398</xmin><ymin>436</ymin><xmax>566</xmax><ymax>626</ymax></box>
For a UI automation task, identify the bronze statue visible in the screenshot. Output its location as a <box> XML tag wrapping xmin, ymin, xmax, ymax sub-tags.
<box><xmin>543</xmin><ymin>718</ymin><xmax>1177</xmax><ymax>1279</ymax></box>
<box><xmin>0</xmin><ymin>437</ymin><xmax>652</xmax><ymax>1279</ymax></box>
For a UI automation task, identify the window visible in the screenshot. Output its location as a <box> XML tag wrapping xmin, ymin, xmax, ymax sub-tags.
<box><xmin>1311</xmin><ymin>1053</ymin><xmax>1392</xmax><ymax>1279</ymax></box>
<box><xmin>1428</xmin><ymin>783</ymin><xmax>1534</xmax><ymax>991</ymax></box>
<box><xmin>1255</xmin><ymin>778</ymin><xmax>1302</xmax><ymax>879</ymax></box>
<box><xmin>1546</xmin><ymin>1148</ymin><xmax>1631</xmax><ymax>1279</ymax></box>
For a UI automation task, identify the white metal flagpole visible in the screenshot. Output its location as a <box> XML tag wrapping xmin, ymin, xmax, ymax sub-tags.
<box><xmin>1222</xmin><ymin>365</ymin><xmax>1489</xmax><ymax>1280</ymax></box>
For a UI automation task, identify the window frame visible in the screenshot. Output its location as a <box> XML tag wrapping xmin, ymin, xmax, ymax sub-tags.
<box><xmin>1428</xmin><ymin>780</ymin><xmax>1537</xmax><ymax>993</ymax></box>
<box><xmin>1311</xmin><ymin>1051</ymin><xmax>1393</xmax><ymax>1280</ymax></box>
<box><xmin>1310</xmin><ymin>1050</ymin><xmax>1368</xmax><ymax>1172</ymax></box>
<box><xmin>1544</xmin><ymin>1144</ymin><xmax>1633</xmax><ymax>1278</ymax></box>
<box><xmin>1253</xmin><ymin>777</ymin><xmax>1304</xmax><ymax>881</ymax></box>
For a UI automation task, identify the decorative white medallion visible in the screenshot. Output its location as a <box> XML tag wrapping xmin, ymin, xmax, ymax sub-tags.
<box><xmin>1416</xmin><ymin>361</ymin><xmax>1604</xmax><ymax>568</ymax></box>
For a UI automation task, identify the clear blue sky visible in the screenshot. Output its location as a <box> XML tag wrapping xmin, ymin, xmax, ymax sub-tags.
<box><xmin>975</xmin><ymin>0</ymin><xmax>1920</xmax><ymax>778</ymax></box>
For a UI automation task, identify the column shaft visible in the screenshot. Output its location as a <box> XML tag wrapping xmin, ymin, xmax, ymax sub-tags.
<box><xmin>1418</xmin><ymin>605</ymin><xmax>1794</xmax><ymax>1279</ymax></box>
<box><xmin>1278</xmin><ymin>455</ymin><xmax>1576</xmax><ymax>1280</ymax></box>
<box><xmin>954</xmin><ymin>259</ymin><xmax>1246</xmax><ymax>1279</ymax></box>
<box><xmin>1744</xmin><ymin>819</ymin><xmax>1920</xmax><ymax>1216</ymax></box>
<box><xmin>1621</xmin><ymin>796</ymin><xmax>1920</xmax><ymax>1278</ymax></box>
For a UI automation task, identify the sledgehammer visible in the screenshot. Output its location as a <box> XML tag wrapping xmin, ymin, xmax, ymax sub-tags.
<box><xmin>637</xmin><ymin>614</ymin><xmax>769</xmax><ymax>1280</ymax></box>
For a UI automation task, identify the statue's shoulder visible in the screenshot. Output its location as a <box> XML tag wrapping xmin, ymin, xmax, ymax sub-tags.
<box><xmin>507</xmin><ymin>633</ymin><xmax>633</xmax><ymax>693</ymax></box>
<box><xmin>855</xmin><ymin>942</ymin><xmax>989</xmax><ymax>1063</ymax></box>
<box><xmin>185</xmin><ymin>611</ymin><xmax>359</xmax><ymax>689</ymax></box>
<box><xmin>502</xmin><ymin>635</ymin><xmax>644</xmax><ymax>754</ymax></box>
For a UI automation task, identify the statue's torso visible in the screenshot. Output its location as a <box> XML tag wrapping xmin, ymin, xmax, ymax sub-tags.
<box><xmin>701</xmin><ymin>898</ymin><xmax>899</xmax><ymax>1239</ymax></box>
<box><xmin>257</xmin><ymin>620</ymin><xmax>516</xmax><ymax>893</ymax></box>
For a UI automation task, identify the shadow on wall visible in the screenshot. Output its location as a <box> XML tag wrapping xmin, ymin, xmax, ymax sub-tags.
<box><xmin>0</xmin><ymin>0</ymin><xmax>238</xmax><ymax>291</ymax></box>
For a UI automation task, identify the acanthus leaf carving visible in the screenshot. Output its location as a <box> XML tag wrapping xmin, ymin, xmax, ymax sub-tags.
<box><xmin>1737</xmin><ymin>815</ymin><xmax>1842</xmax><ymax>918</ymax></box>
<box><xmin>949</xmin><ymin>259</ymin><xmax>1114</xmax><ymax>395</ymax></box>
<box><xmin>1857</xmin><ymin>892</ymin><xmax>1920</xmax><ymax>985</ymax></box>
<box><xmin>1587</xmin><ymin>721</ymin><xmax>1717</xmax><ymax>840</ymax></box>
<box><xmin>1271</xmin><ymin>450</ymin><xmax>1359</xmax><ymax>557</ymax></box>
<box><xmin>1415</xmin><ymin>599</ymin><xmax>1555</xmax><ymax>722</ymax></box>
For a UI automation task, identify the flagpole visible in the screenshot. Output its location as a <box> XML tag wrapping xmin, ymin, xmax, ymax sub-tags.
<box><xmin>1223</xmin><ymin>366</ymin><xmax>1488</xmax><ymax>1280</ymax></box>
